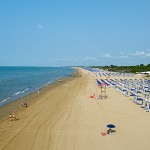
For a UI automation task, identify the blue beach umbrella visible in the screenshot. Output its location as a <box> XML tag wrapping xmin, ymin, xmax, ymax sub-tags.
<box><xmin>145</xmin><ymin>90</ymin><xmax>150</xmax><ymax>93</ymax></box>
<box><xmin>137</xmin><ymin>98</ymin><xmax>143</xmax><ymax>101</ymax></box>
<box><xmin>106</xmin><ymin>124</ymin><xmax>116</xmax><ymax>129</ymax></box>
<box><xmin>137</xmin><ymin>97</ymin><xmax>144</xmax><ymax>105</ymax></box>
<box><xmin>131</xmin><ymin>88</ymin><xmax>135</xmax><ymax>91</ymax></box>
<box><xmin>130</xmin><ymin>93</ymin><xmax>136</xmax><ymax>96</ymax></box>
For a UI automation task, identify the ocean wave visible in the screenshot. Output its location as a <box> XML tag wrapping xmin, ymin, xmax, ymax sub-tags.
<box><xmin>0</xmin><ymin>88</ymin><xmax>30</xmax><ymax>105</ymax></box>
<box><xmin>0</xmin><ymin>66</ymin><xmax>75</xmax><ymax>106</ymax></box>
<box><xmin>0</xmin><ymin>97</ymin><xmax>11</xmax><ymax>104</ymax></box>
<box><xmin>13</xmin><ymin>91</ymin><xmax>22</xmax><ymax>97</ymax></box>
<box><xmin>21</xmin><ymin>88</ymin><xmax>29</xmax><ymax>94</ymax></box>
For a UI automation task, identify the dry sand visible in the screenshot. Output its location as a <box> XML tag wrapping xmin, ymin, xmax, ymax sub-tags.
<box><xmin>0</xmin><ymin>68</ymin><xmax>150</xmax><ymax>150</ymax></box>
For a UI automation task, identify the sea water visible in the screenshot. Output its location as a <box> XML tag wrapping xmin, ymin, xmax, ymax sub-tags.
<box><xmin>0</xmin><ymin>66</ymin><xmax>75</xmax><ymax>107</ymax></box>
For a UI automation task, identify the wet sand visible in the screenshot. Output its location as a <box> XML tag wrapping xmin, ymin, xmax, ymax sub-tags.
<box><xmin>0</xmin><ymin>68</ymin><xmax>150</xmax><ymax>150</ymax></box>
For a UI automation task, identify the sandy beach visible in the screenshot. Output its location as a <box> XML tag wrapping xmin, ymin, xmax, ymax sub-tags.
<box><xmin>0</xmin><ymin>67</ymin><xmax>150</xmax><ymax>150</ymax></box>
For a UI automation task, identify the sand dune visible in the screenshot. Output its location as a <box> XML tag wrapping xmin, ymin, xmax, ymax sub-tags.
<box><xmin>0</xmin><ymin>68</ymin><xmax>150</xmax><ymax>150</ymax></box>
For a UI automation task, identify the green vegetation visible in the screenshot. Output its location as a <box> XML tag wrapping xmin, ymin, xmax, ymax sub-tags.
<box><xmin>91</xmin><ymin>64</ymin><xmax>150</xmax><ymax>74</ymax></box>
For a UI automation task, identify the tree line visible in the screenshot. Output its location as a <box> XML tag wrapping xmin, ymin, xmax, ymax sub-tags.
<box><xmin>91</xmin><ymin>64</ymin><xmax>150</xmax><ymax>74</ymax></box>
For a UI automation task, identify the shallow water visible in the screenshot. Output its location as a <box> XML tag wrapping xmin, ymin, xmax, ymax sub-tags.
<box><xmin>0</xmin><ymin>66</ymin><xmax>75</xmax><ymax>106</ymax></box>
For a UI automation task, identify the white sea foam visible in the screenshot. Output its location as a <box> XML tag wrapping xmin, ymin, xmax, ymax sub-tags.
<box><xmin>0</xmin><ymin>97</ymin><xmax>11</xmax><ymax>103</ymax></box>
<box><xmin>21</xmin><ymin>88</ymin><xmax>29</xmax><ymax>94</ymax></box>
<box><xmin>13</xmin><ymin>91</ymin><xmax>22</xmax><ymax>96</ymax></box>
<box><xmin>0</xmin><ymin>66</ymin><xmax>75</xmax><ymax>107</ymax></box>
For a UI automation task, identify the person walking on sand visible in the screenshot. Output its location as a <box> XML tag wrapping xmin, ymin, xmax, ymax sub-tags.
<box><xmin>12</xmin><ymin>113</ymin><xmax>16</xmax><ymax>121</ymax></box>
<box><xmin>24</xmin><ymin>102</ymin><xmax>27</xmax><ymax>107</ymax></box>
<box><xmin>9</xmin><ymin>113</ymin><xmax>12</xmax><ymax>121</ymax></box>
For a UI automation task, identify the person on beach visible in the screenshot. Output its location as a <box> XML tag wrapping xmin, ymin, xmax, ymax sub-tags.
<box><xmin>38</xmin><ymin>91</ymin><xmax>40</xmax><ymax>94</ymax></box>
<box><xmin>20</xmin><ymin>103</ymin><xmax>24</xmax><ymax>107</ymax></box>
<box><xmin>24</xmin><ymin>102</ymin><xmax>27</xmax><ymax>107</ymax></box>
<box><xmin>20</xmin><ymin>102</ymin><xmax>28</xmax><ymax>107</ymax></box>
<box><xmin>9</xmin><ymin>113</ymin><xmax>12</xmax><ymax>121</ymax></box>
<box><xmin>107</xmin><ymin>128</ymin><xmax>112</xmax><ymax>135</ymax></box>
<box><xmin>12</xmin><ymin>113</ymin><xmax>16</xmax><ymax>121</ymax></box>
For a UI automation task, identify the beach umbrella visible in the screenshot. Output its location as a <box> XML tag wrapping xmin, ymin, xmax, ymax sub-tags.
<box><xmin>130</xmin><ymin>93</ymin><xmax>136</xmax><ymax>96</ymax></box>
<box><xmin>137</xmin><ymin>98</ymin><xmax>143</xmax><ymax>101</ymax></box>
<box><xmin>145</xmin><ymin>90</ymin><xmax>150</xmax><ymax>93</ymax></box>
<box><xmin>131</xmin><ymin>88</ymin><xmax>135</xmax><ymax>91</ymax></box>
<box><xmin>106</xmin><ymin>124</ymin><xmax>116</xmax><ymax>129</ymax></box>
<box><xmin>136</xmin><ymin>97</ymin><xmax>143</xmax><ymax>105</ymax></box>
<box><xmin>145</xmin><ymin>86</ymin><xmax>149</xmax><ymax>88</ymax></box>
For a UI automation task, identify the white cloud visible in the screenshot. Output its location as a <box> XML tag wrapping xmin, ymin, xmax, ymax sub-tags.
<box><xmin>37</xmin><ymin>24</ymin><xmax>44</xmax><ymax>29</ymax></box>
<box><xmin>128</xmin><ymin>50</ymin><xmax>150</xmax><ymax>57</ymax></box>
<box><xmin>103</xmin><ymin>54</ymin><xmax>112</xmax><ymax>58</ymax></box>
<box><xmin>118</xmin><ymin>52</ymin><xmax>128</xmax><ymax>59</ymax></box>
<box><xmin>80</xmin><ymin>56</ymin><xmax>98</xmax><ymax>61</ymax></box>
<box><xmin>129</xmin><ymin>51</ymin><xmax>145</xmax><ymax>56</ymax></box>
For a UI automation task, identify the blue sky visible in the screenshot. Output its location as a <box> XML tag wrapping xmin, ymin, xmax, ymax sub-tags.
<box><xmin>0</xmin><ymin>0</ymin><xmax>150</xmax><ymax>66</ymax></box>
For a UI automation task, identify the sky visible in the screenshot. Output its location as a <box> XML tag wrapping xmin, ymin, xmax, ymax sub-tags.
<box><xmin>0</xmin><ymin>0</ymin><xmax>150</xmax><ymax>66</ymax></box>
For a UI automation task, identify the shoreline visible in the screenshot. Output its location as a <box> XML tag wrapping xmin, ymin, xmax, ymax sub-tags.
<box><xmin>0</xmin><ymin>66</ymin><xmax>75</xmax><ymax>108</ymax></box>
<box><xmin>0</xmin><ymin>68</ymin><xmax>80</xmax><ymax>122</ymax></box>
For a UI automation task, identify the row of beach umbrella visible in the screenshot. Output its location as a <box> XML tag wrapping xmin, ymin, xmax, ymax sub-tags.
<box><xmin>92</xmin><ymin>68</ymin><xmax>150</xmax><ymax>112</ymax></box>
<box><xmin>96</xmin><ymin>78</ymin><xmax>150</xmax><ymax>112</ymax></box>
